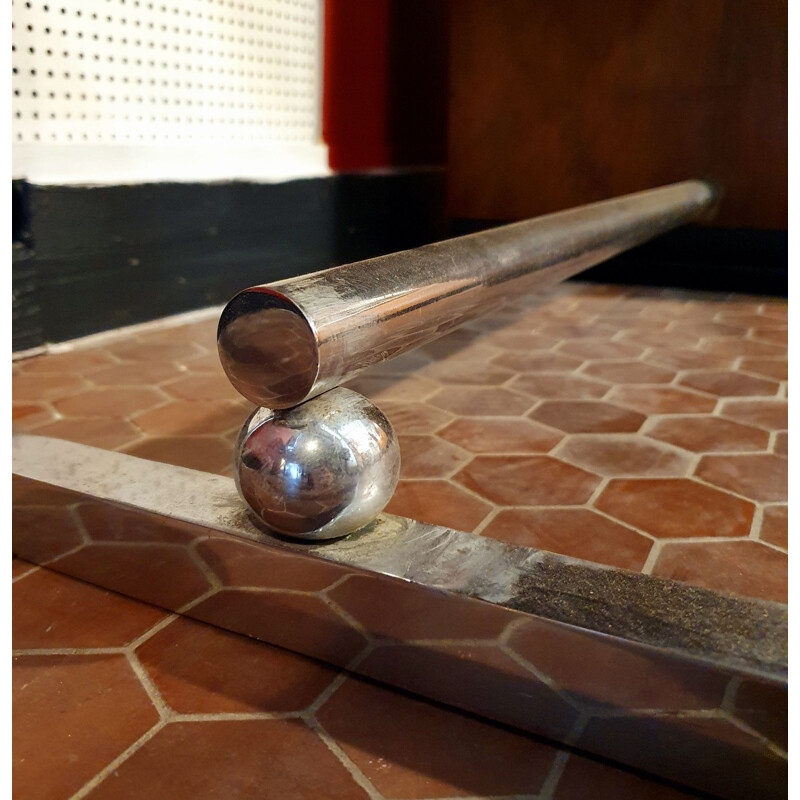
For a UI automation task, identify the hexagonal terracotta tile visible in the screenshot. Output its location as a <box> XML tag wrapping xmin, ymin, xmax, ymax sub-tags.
<box><xmin>607</xmin><ymin>386</ymin><xmax>717</xmax><ymax>414</ymax></box>
<box><xmin>89</xmin><ymin>361</ymin><xmax>185</xmax><ymax>386</ymax></box>
<box><xmin>581</xmin><ymin>361</ymin><xmax>675</xmax><ymax>385</ymax></box>
<box><xmin>695</xmin><ymin>454</ymin><xmax>787</xmax><ymax>502</ymax></box>
<box><xmin>774</xmin><ymin>431</ymin><xmax>788</xmax><ymax>457</ymax></box>
<box><xmin>53</xmin><ymin>387</ymin><xmax>165</xmax><ymax>419</ymax></box>
<box><xmin>619</xmin><ymin>328</ymin><xmax>700</xmax><ymax>349</ymax></box>
<box><xmin>700</xmin><ymin>338</ymin><xmax>786</xmax><ymax>358</ymax></box>
<box><xmin>385</xmin><ymin>480</ymin><xmax>491</xmax><ymax>531</ymax></box>
<box><xmin>13</xmin><ymin>654</ymin><xmax>160</xmax><ymax>800</ymax></box>
<box><xmin>510</xmin><ymin>374</ymin><xmax>609</xmax><ymax>400</ymax></box>
<box><xmin>106</xmin><ymin>338</ymin><xmax>203</xmax><ymax>363</ymax></box>
<box><xmin>123</xmin><ymin>436</ymin><xmax>232</xmax><ymax>474</ymax></box>
<box><xmin>29</xmin><ymin>418</ymin><xmax>143</xmax><ymax>450</ymax></box>
<box><xmin>134</xmin><ymin>400</ymin><xmax>247</xmax><ymax>436</ymax></box>
<box><xmin>675</xmin><ymin>321</ymin><xmax>749</xmax><ymax>338</ymax></box>
<box><xmin>176</xmin><ymin>350</ymin><xmax>226</xmax><ymax>372</ymax></box>
<box><xmin>87</xmin><ymin>719</ymin><xmax>370</xmax><ymax>800</ymax></box>
<box><xmin>317</xmin><ymin>676</ymin><xmax>558</xmax><ymax>799</ymax></box>
<box><xmin>367</xmin><ymin>351</ymin><xmax>432</xmax><ymax>376</ymax></box>
<box><xmin>15</xmin><ymin>349</ymin><xmax>115</xmax><ymax>375</ymax></box>
<box><xmin>136</xmin><ymin>616</ymin><xmax>339</xmax><ymax>713</ymax></box>
<box><xmin>378</xmin><ymin>402</ymin><xmax>453</xmax><ymax>435</ymax></box>
<box><xmin>645</xmin><ymin>416</ymin><xmax>769</xmax><ymax>453</ymax></box>
<box><xmin>162</xmin><ymin>373</ymin><xmax>244</xmax><ymax>402</ymax></box>
<box><xmin>418</xmin><ymin>328</ymin><xmax>484</xmax><ymax>358</ymax></box>
<box><xmin>398</xmin><ymin>434</ymin><xmax>470</xmax><ymax>478</ymax></box>
<box><xmin>738</xmin><ymin>358</ymin><xmax>788</xmax><ymax>381</ymax></box>
<box><xmin>679</xmin><ymin>371</ymin><xmax>779</xmax><ymax>397</ymax></box>
<box><xmin>455</xmin><ymin>456</ymin><xmax>601</xmax><ymax>506</ymax></box>
<box><xmin>486</xmin><ymin>331</ymin><xmax>559</xmax><ymax>350</ymax></box>
<box><xmin>528</xmin><ymin>400</ymin><xmax>645</xmax><ymax>433</ymax></box>
<box><xmin>482</xmin><ymin>508</ymin><xmax>652</xmax><ymax>570</ymax></box>
<box><xmin>419</xmin><ymin>360</ymin><xmax>514</xmax><ymax>385</ymax></box>
<box><xmin>491</xmin><ymin>351</ymin><xmax>583</xmax><ymax>373</ymax></box>
<box><xmin>595</xmin><ymin>479</ymin><xmax>754</xmax><ymax>538</ymax></box>
<box><xmin>343</xmin><ymin>374</ymin><xmax>439</xmax><ymax>403</ymax></box>
<box><xmin>427</xmin><ymin>386</ymin><xmax>534</xmax><ymax>416</ymax></box>
<box><xmin>643</xmin><ymin>348</ymin><xmax>735</xmax><ymax>371</ymax></box>
<box><xmin>12</xmin><ymin>402</ymin><xmax>56</xmax><ymax>431</ymax></box>
<box><xmin>719</xmin><ymin>399</ymin><xmax>788</xmax><ymax>431</ymax></box>
<box><xmin>13</xmin><ymin>568</ymin><xmax>166</xmax><ymax>649</ymax></box>
<box><xmin>13</xmin><ymin>373</ymin><xmax>88</xmax><ymax>402</ymax></box>
<box><xmin>555</xmin><ymin>435</ymin><xmax>693</xmax><ymax>477</ymax></box>
<box><xmin>760</xmin><ymin>506</ymin><xmax>788</xmax><ymax>550</ymax></box>
<box><xmin>437</xmin><ymin>418</ymin><xmax>561</xmax><ymax>454</ymax></box>
<box><xmin>711</xmin><ymin>312</ymin><xmax>775</xmax><ymax>326</ymax></box>
<box><xmin>557</xmin><ymin>340</ymin><xmax>645</xmax><ymax>359</ymax></box>
<box><xmin>540</xmin><ymin>322</ymin><xmax>616</xmax><ymax>339</ymax></box>
<box><xmin>653</xmin><ymin>541</ymin><xmax>787</xmax><ymax>603</ymax></box>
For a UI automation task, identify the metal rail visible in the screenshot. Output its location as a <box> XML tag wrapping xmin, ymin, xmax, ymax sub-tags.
<box><xmin>217</xmin><ymin>180</ymin><xmax>716</xmax><ymax>408</ymax></box>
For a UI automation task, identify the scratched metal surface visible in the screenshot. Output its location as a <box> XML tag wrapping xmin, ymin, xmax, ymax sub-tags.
<box><xmin>12</xmin><ymin>433</ymin><xmax>786</xmax><ymax>680</ymax></box>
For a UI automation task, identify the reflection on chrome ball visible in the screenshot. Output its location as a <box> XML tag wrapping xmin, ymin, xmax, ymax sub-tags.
<box><xmin>234</xmin><ymin>388</ymin><xmax>401</xmax><ymax>540</ymax></box>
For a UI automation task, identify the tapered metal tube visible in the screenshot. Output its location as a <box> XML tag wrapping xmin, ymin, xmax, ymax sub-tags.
<box><xmin>218</xmin><ymin>180</ymin><xmax>716</xmax><ymax>408</ymax></box>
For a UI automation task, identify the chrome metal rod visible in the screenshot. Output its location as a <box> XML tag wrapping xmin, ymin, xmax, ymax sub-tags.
<box><xmin>218</xmin><ymin>180</ymin><xmax>716</xmax><ymax>408</ymax></box>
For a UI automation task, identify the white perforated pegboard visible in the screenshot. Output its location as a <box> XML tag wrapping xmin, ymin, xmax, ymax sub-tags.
<box><xmin>11</xmin><ymin>0</ymin><xmax>328</xmax><ymax>183</ymax></box>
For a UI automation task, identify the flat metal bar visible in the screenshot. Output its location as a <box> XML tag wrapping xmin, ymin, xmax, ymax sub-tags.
<box><xmin>217</xmin><ymin>180</ymin><xmax>716</xmax><ymax>407</ymax></box>
<box><xmin>12</xmin><ymin>434</ymin><xmax>786</xmax><ymax>800</ymax></box>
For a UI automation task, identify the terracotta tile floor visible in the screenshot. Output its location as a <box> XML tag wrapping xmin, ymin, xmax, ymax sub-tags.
<box><xmin>13</xmin><ymin>281</ymin><xmax>788</xmax><ymax>604</ymax></box>
<box><xmin>13</xmin><ymin>559</ymin><xmax>705</xmax><ymax>799</ymax></box>
<box><xmin>12</xmin><ymin>281</ymin><xmax>786</xmax><ymax>798</ymax></box>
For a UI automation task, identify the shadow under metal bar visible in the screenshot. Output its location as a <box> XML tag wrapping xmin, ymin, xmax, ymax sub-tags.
<box><xmin>12</xmin><ymin>434</ymin><xmax>787</xmax><ymax>800</ymax></box>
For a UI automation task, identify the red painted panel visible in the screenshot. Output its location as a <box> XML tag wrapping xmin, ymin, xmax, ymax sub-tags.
<box><xmin>323</xmin><ymin>0</ymin><xmax>449</xmax><ymax>172</ymax></box>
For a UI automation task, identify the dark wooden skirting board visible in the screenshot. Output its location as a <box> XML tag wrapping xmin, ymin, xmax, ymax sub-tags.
<box><xmin>11</xmin><ymin>170</ymin><xmax>446</xmax><ymax>350</ymax></box>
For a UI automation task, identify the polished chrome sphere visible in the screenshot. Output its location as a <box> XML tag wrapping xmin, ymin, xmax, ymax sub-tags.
<box><xmin>234</xmin><ymin>388</ymin><xmax>401</xmax><ymax>540</ymax></box>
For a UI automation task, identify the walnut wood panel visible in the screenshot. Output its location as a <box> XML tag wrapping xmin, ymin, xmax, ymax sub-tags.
<box><xmin>446</xmin><ymin>0</ymin><xmax>786</xmax><ymax>229</ymax></box>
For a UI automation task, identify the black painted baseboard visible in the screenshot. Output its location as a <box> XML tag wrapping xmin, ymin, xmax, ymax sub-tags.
<box><xmin>450</xmin><ymin>219</ymin><xmax>788</xmax><ymax>298</ymax></box>
<box><xmin>12</xmin><ymin>170</ymin><xmax>446</xmax><ymax>351</ymax></box>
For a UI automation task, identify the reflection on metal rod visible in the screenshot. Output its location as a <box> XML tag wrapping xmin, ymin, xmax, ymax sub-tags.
<box><xmin>217</xmin><ymin>180</ymin><xmax>716</xmax><ymax>408</ymax></box>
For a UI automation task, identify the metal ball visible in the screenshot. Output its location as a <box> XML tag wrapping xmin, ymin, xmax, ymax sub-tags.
<box><xmin>234</xmin><ymin>388</ymin><xmax>401</xmax><ymax>540</ymax></box>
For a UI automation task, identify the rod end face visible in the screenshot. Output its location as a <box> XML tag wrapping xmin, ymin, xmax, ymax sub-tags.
<box><xmin>217</xmin><ymin>288</ymin><xmax>320</xmax><ymax>408</ymax></box>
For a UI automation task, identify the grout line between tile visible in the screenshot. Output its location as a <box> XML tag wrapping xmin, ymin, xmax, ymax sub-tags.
<box><xmin>13</xmin><ymin>647</ymin><xmax>125</xmax><ymax>656</ymax></box>
<box><xmin>639</xmin><ymin>540</ymin><xmax>664</xmax><ymax>575</ymax></box>
<box><xmin>303</xmin><ymin>717</ymin><xmax>385</xmax><ymax>800</ymax></box>
<box><xmin>11</xmin><ymin>563</ymin><xmax>40</xmax><ymax>582</ymax></box>
<box><xmin>126</xmin><ymin>613</ymin><xmax>180</xmax><ymax>649</ymax></box>
<box><xmin>536</xmin><ymin>749</ymin><xmax>572</xmax><ymax>800</ymax></box>
<box><xmin>125</xmin><ymin>651</ymin><xmax>173</xmax><ymax>722</ymax></box>
<box><xmin>68</xmin><ymin>720</ymin><xmax>168</xmax><ymax>800</ymax></box>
